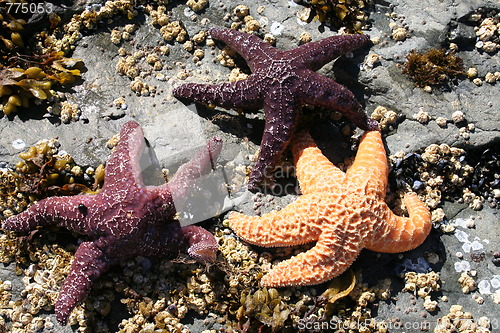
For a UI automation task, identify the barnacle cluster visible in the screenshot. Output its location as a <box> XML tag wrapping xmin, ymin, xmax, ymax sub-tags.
<box><xmin>216</xmin><ymin>233</ymin><xmax>304</xmax><ymax>331</ymax></box>
<box><xmin>434</xmin><ymin>305</ymin><xmax>492</xmax><ymax>333</ymax></box>
<box><xmin>28</xmin><ymin>1</ymin><xmax>143</xmax><ymax>108</ymax></box>
<box><xmin>39</xmin><ymin>0</ymin><xmax>137</xmax><ymax>54</ymax></box>
<box><xmin>412</xmin><ymin>108</ymin><xmax>431</xmax><ymax>124</ymax></box>
<box><xmin>391</xmin><ymin>25</ymin><xmax>408</xmax><ymax>42</ymax></box>
<box><xmin>110</xmin><ymin>24</ymin><xmax>137</xmax><ymax>45</ymax></box>
<box><xmin>401</xmin><ymin>49</ymin><xmax>465</xmax><ymax>89</ymax></box>
<box><xmin>228</xmin><ymin>67</ymin><xmax>249</xmax><ymax>82</ymax></box>
<box><xmin>116</xmin><ymin>52</ymin><xmax>141</xmax><ymax>79</ymax></box>
<box><xmin>0</xmin><ymin>169</ymin><xmax>30</xmax><ymax>220</ymax></box>
<box><xmin>114</xmin><ymin>235</ymin><xmax>245</xmax><ymax>331</ymax></box>
<box><xmin>146</xmin><ymin>5</ymin><xmax>187</xmax><ymax>43</ymax></box>
<box><xmin>0</xmin><ymin>230</ymin><xmax>76</xmax><ymax>332</ymax></box>
<box><xmin>468</xmin><ymin>68</ymin><xmax>500</xmax><ymax>86</ymax></box>
<box><xmin>130</xmin><ymin>77</ymin><xmax>157</xmax><ymax>96</ymax></box>
<box><xmin>90</xmin><ymin>230</ymin><xmax>310</xmax><ymax>331</ymax></box>
<box><xmin>295</xmin><ymin>0</ymin><xmax>371</xmax><ymax>33</ymax></box>
<box><xmin>49</xmin><ymin>100</ymin><xmax>81</xmax><ymax>123</ymax></box>
<box><xmin>391</xmin><ymin>144</ymin><xmax>467</xmax><ymax>210</ymax></box>
<box><xmin>370</xmin><ymin>105</ymin><xmax>398</xmax><ymax>130</ymax></box>
<box><xmin>229</xmin><ymin>5</ymin><xmax>261</xmax><ymax>33</ymax></box>
<box><xmin>216</xmin><ymin>46</ymin><xmax>238</xmax><ymax>68</ymax></box>
<box><xmin>467</xmin><ymin>9</ymin><xmax>499</xmax><ymax>54</ymax></box>
<box><xmin>115</xmin><ymin>2</ymin><xmax>215</xmax><ymax>88</ymax></box>
<box><xmin>402</xmin><ymin>271</ymin><xmax>441</xmax><ymax>298</ymax></box>
<box><xmin>390</xmin><ymin>142</ymin><xmax>498</xmax><ymax>212</ymax></box>
<box><xmin>458</xmin><ymin>271</ymin><xmax>477</xmax><ymax>294</ymax></box>
<box><xmin>186</xmin><ymin>0</ymin><xmax>209</xmax><ymax>13</ymax></box>
<box><xmin>115</xmin><ymin>44</ymin><xmax>171</xmax><ymax>82</ymax></box>
<box><xmin>385</xmin><ymin>9</ymin><xmax>411</xmax><ymax>42</ymax></box>
<box><xmin>115</xmin><ymin>258</ymin><xmax>216</xmax><ymax>332</ymax></box>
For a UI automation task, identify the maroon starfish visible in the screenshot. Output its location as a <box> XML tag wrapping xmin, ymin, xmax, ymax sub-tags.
<box><xmin>173</xmin><ymin>27</ymin><xmax>378</xmax><ymax>191</ymax></box>
<box><xmin>2</xmin><ymin>121</ymin><xmax>221</xmax><ymax>325</ymax></box>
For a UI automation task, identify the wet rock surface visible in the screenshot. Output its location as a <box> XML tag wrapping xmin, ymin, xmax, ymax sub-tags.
<box><xmin>0</xmin><ymin>0</ymin><xmax>498</xmax><ymax>331</ymax></box>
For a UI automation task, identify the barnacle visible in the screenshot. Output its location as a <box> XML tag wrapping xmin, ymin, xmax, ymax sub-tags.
<box><xmin>296</xmin><ymin>0</ymin><xmax>371</xmax><ymax>33</ymax></box>
<box><xmin>401</xmin><ymin>48</ymin><xmax>465</xmax><ymax>88</ymax></box>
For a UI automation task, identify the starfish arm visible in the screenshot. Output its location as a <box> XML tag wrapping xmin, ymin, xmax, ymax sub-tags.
<box><xmin>103</xmin><ymin>121</ymin><xmax>146</xmax><ymax>189</ymax></box>
<box><xmin>54</xmin><ymin>241</ymin><xmax>110</xmax><ymax>325</ymax></box>
<box><xmin>247</xmin><ymin>90</ymin><xmax>301</xmax><ymax>191</ymax></box>
<box><xmin>260</xmin><ymin>224</ymin><xmax>363</xmax><ymax>287</ymax></box>
<box><xmin>345</xmin><ymin>130</ymin><xmax>388</xmax><ymax>197</ymax></box>
<box><xmin>168</xmin><ymin>136</ymin><xmax>223</xmax><ymax>191</ymax></box>
<box><xmin>154</xmin><ymin>136</ymin><xmax>223</xmax><ymax>210</ymax></box>
<box><xmin>292</xmin><ymin>130</ymin><xmax>346</xmax><ymax>194</ymax></box>
<box><xmin>181</xmin><ymin>225</ymin><xmax>218</xmax><ymax>262</ymax></box>
<box><xmin>365</xmin><ymin>193</ymin><xmax>432</xmax><ymax>253</ymax></box>
<box><xmin>209</xmin><ymin>27</ymin><xmax>280</xmax><ymax>71</ymax></box>
<box><xmin>2</xmin><ymin>195</ymin><xmax>98</xmax><ymax>235</ymax></box>
<box><xmin>289</xmin><ymin>34</ymin><xmax>371</xmax><ymax>71</ymax></box>
<box><xmin>300</xmin><ymin>70</ymin><xmax>378</xmax><ymax>131</ymax></box>
<box><xmin>229</xmin><ymin>194</ymin><xmax>323</xmax><ymax>247</ymax></box>
<box><xmin>173</xmin><ymin>76</ymin><xmax>263</xmax><ymax>109</ymax></box>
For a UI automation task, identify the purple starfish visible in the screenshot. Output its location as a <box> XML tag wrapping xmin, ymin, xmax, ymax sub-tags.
<box><xmin>2</xmin><ymin>121</ymin><xmax>221</xmax><ymax>325</ymax></box>
<box><xmin>173</xmin><ymin>27</ymin><xmax>378</xmax><ymax>191</ymax></box>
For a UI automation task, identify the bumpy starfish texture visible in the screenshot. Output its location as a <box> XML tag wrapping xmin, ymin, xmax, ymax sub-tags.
<box><xmin>230</xmin><ymin>130</ymin><xmax>431</xmax><ymax>287</ymax></box>
<box><xmin>2</xmin><ymin>121</ymin><xmax>221</xmax><ymax>324</ymax></box>
<box><xmin>174</xmin><ymin>27</ymin><xmax>378</xmax><ymax>191</ymax></box>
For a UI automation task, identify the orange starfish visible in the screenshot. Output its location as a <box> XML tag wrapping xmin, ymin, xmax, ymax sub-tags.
<box><xmin>229</xmin><ymin>130</ymin><xmax>432</xmax><ymax>287</ymax></box>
